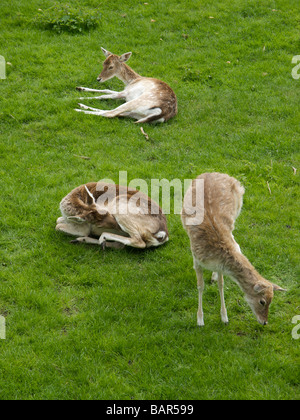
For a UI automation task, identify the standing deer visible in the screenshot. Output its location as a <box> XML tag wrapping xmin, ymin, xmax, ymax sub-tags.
<box><xmin>75</xmin><ymin>47</ymin><xmax>177</xmax><ymax>124</ymax></box>
<box><xmin>181</xmin><ymin>172</ymin><xmax>285</xmax><ymax>326</ymax></box>
<box><xmin>56</xmin><ymin>182</ymin><xmax>169</xmax><ymax>249</ymax></box>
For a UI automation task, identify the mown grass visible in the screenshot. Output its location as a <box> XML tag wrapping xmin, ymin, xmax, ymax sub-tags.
<box><xmin>0</xmin><ymin>0</ymin><xmax>299</xmax><ymax>400</ymax></box>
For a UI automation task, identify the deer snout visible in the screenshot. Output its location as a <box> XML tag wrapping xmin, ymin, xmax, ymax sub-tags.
<box><xmin>258</xmin><ymin>318</ymin><xmax>268</xmax><ymax>326</ymax></box>
<box><xmin>97</xmin><ymin>76</ymin><xmax>102</xmax><ymax>82</ymax></box>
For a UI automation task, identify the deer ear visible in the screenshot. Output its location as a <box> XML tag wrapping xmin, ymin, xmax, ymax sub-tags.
<box><xmin>101</xmin><ymin>47</ymin><xmax>112</xmax><ymax>58</ymax></box>
<box><xmin>253</xmin><ymin>282</ymin><xmax>268</xmax><ymax>294</ymax></box>
<box><xmin>119</xmin><ymin>52</ymin><xmax>132</xmax><ymax>62</ymax></box>
<box><xmin>272</xmin><ymin>283</ymin><xmax>286</xmax><ymax>292</ymax></box>
<box><xmin>85</xmin><ymin>186</ymin><xmax>96</xmax><ymax>206</ymax></box>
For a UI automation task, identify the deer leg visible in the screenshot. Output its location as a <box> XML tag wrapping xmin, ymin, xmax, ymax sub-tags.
<box><xmin>75</xmin><ymin>100</ymin><xmax>154</xmax><ymax>120</ymax></box>
<box><xmin>79</xmin><ymin>91</ymin><xmax>126</xmax><ymax>100</ymax></box>
<box><xmin>70</xmin><ymin>236</ymin><xmax>100</xmax><ymax>245</ymax></box>
<box><xmin>76</xmin><ymin>99</ymin><xmax>146</xmax><ymax>119</ymax></box>
<box><xmin>75</xmin><ymin>102</ymin><xmax>112</xmax><ymax>115</ymax></box>
<box><xmin>104</xmin><ymin>101</ymin><xmax>165</xmax><ymax>121</ymax></box>
<box><xmin>75</xmin><ymin>108</ymin><xmax>106</xmax><ymax>116</ymax></box>
<box><xmin>211</xmin><ymin>272</ymin><xmax>219</xmax><ymax>283</ymax></box>
<box><xmin>102</xmin><ymin>241</ymin><xmax>125</xmax><ymax>249</ymax></box>
<box><xmin>99</xmin><ymin>232</ymin><xmax>146</xmax><ymax>249</ymax></box>
<box><xmin>71</xmin><ymin>236</ymin><xmax>125</xmax><ymax>249</ymax></box>
<box><xmin>98</xmin><ymin>101</ymin><xmax>142</xmax><ymax>119</ymax></box>
<box><xmin>134</xmin><ymin>108</ymin><xmax>163</xmax><ymax>124</ymax></box>
<box><xmin>76</xmin><ymin>87</ymin><xmax>120</xmax><ymax>94</ymax></box>
<box><xmin>193</xmin><ymin>257</ymin><xmax>205</xmax><ymax>326</ymax></box>
<box><xmin>77</xmin><ymin>103</ymin><xmax>104</xmax><ymax>112</ymax></box>
<box><xmin>217</xmin><ymin>273</ymin><xmax>228</xmax><ymax>324</ymax></box>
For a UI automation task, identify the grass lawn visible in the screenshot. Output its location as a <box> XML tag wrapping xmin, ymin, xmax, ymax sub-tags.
<box><xmin>0</xmin><ymin>0</ymin><xmax>299</xmax><ymax>400</ymax></box>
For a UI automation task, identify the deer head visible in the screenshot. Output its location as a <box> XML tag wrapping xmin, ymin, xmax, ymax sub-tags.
<box><xmin>245</xmin><ymin>278</ymin><xmax>286</xmax><ymax>325</ymax></box>
<box><xmin>97</xmin><ymin>47</ymin><xmax>132</xmax><ymax>82</ymax></box>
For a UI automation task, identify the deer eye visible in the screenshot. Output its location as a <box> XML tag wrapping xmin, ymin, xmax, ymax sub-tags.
<box><xmin>260</xmin><ymin>299</ymin><xmax>266</xmax><ymax>306</ymax></box>
<box><xmin>108</xmin><ymin>66</ymin><xmax>114</xmax><ymax>70</ymax></box>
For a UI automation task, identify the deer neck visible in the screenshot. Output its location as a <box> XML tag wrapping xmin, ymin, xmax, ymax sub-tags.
<box><xmin>118</xmin><ymin>63</ymin><xmax>141</xmax><ymax>85</ymax></box>
<box><xmin>225</xmin><ymin>251</ymin><xmax>261</xmax><ymax>294</ymax></box>
<box><xmin>102</xmin><ymin>213</ymin><xmax>121</xmax><ymax>230</ymax></box>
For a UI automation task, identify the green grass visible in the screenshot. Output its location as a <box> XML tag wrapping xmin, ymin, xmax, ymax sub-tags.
<box><xmin>0</xmin><ymin>0</ymin><xmax>299</xmax><ymax>400</ymax></box>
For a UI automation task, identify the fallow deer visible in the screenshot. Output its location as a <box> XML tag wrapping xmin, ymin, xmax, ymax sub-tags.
<box><xmin>181</xmin><ymin>172</ymin><xmax>285</xmax><ymax>326</ymax></box>
<box><xmin>56</xmin><ymin>182</ymin><xmax>169</xmax><ymax>249</ymax></box>
<box><xmin>75</xmin><ymin>47</ymin><xmax>177</xmax><ymax>124</ymax></box>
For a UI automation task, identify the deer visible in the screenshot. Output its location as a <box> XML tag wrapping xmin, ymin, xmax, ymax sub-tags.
<box><xmin>56</xmin><ymin>181</ymin><xmax>169</xmax><ymax>250</ymax></box>
<box><xmin>181</xmin><ymin>172</ymin><xmax>285</xmax><ymax>327</ymax></box>
<box><xmin>75</xmin><ymin>47</ymin><xmax>178</xmax><ymax>124</ymax></box>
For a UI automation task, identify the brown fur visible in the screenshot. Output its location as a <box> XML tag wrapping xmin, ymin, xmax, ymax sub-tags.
<box><xmin>181</xmin><ymin>172</ymin><xmax>285</xmax><ymax>326</ymax></box>
<box><xmin>98</xmin><ymin>52</ymin><xmax>178</xmax><ymax>122</ymax></box>
<box><xmin>57</xmin><ymin>182</ymin><xmax>169</xmax><ymax>249</ymax></box>
<box><xmin>76</xmin><ymin>48</ymin><xmax>177</xmax><ymax>124</ymax></box>
<box><xmin>123</xmin><ymin>76</ymin><xmax>178</xmax><ymax>122</ymax></box>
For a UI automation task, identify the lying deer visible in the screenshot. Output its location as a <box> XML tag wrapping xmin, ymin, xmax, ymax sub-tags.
<box><xmin>181</xmin><ymin>172</ymin><xmax>285</xmax><ymax>326</ymax></box>
<box><xmin>75</xmin><ymin>47</ymin><xmax>178</xmax><ymax>124</ymax></box>
<box><xmin>56</xmin><ymin>182</ymin><xmax>169</xmax><ymax>249</ymax></box>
